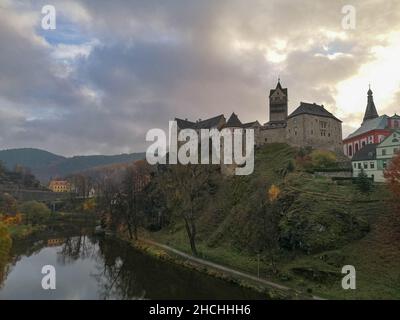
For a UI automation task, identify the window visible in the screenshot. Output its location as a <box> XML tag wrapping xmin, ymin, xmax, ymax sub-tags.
<box><xmin>383</xmin><ymin>161</ymin><xmax>387</xmax><ymax>169</ymax></box>
<box><xmin>382</xmin><ymin>149</ymin><xmax>386</xmax><ymax>156</ymax></box>
<box><xmin>394</xmin><ymin>148</ymin><xmax>399</xmax><ymax>154</ymax></box>
<box><xmin>370</xmin><ymin>162</ymin><xmax>375</xmax><ymax>169</ymax></box>
<box><xmin>358</xmin><ymin>163</ymin><xmax>361</xmax><ymax>169</ymax></box>
<box><xmin>348</xmin><ymin>145</ymin><xmax>353</xmax><ymax>156</ymax></box>
<box><xmin>353</xmin><ymin>163</ymin><xmax>357</xmax><ymax>168</ymax></box>
<box><xmin>364</xmin><ymin>162</ymin><xmax>368</xmax><ymax>169</ymax></box>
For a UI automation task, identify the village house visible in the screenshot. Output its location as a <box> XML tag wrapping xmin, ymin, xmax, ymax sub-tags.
<box><xmin>352</xmin><ymin>130</ymin><xmax>400</xmax><ymax>182</ymax></box>
<box><xmin>49</xmin><ymin>180</ymin><xmax>71</xmax><ymax>193</ymax></box>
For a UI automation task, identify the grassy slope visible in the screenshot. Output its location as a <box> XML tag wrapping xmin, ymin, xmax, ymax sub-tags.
<box><xmin>149</xmin><ymin>143</ymin><xmax>399</xmax><ymax>299</ymax></box>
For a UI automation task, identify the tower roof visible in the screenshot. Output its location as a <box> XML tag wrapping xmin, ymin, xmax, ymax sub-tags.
<box><xmin>363</xmin><ymin>86</ymin><xmax>379</xmax><ymax>123</ymax></box>
<box><xmin>269</xmin><ymin>79</ymin><xmax>287</xmax><ymax>97</ymax></box>
<box><xmin>225</xmin><ymin>112</ymin><xmax>243</xmax><ymax>127</ymax></box>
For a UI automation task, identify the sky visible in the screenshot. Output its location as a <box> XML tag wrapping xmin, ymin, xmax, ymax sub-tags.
<box><xmin>0</xmin><ymin>0</ymin><xmax>400</xmax><ymax>156</ymax></box>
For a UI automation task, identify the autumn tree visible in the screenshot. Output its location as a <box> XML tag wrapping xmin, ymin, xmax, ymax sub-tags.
<box><xmin>161</xmin><ymin>164</ymin><xmax>214</xmax><ymax>256</ymax></box>
<box><xmin>121</xmin><ymin>160</ymin><xmax>151</xmax><ymax>240</ymax></box>
<box><xmin>384</xmin><ymin>152</ymin><xmax>400</xmax><ymax>210</ymax></box>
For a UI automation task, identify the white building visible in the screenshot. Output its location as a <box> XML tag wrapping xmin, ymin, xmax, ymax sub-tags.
<box><xmin>352</xmin><ymin>130</ymin><xmax>400</xmax><ymax>182</ymax></box>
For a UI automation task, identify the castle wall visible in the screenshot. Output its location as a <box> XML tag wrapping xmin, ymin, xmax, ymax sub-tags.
<box><xmin>256</xmin><ymin>127</ymin><xmax>286</xmax><ymax>146</ymax></box>
<box><xmin>286</xmin><ymin>114</ymin><xmax>343</xmax><ymax>152</ymax></box>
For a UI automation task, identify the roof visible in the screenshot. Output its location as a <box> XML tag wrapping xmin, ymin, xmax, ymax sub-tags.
<box><xmin>269</xmin><ymin>80</ymin><xmax>287</xmax><ymax>97</ymax></box>
<box><xmin>224</xmin><ymin>113</ymin><xmax>242</xmax><ymax>128</ymax></box>
<box><xmin>351</xmin><ymin>143</ymin><xmax>377</xmax><ymax>161</ymax></box>
<box><xmin>287</xmin><ymin>102</ymin><xmax>342</xmax><ymax>122</ymax></box>
<box><xmin>242</xmin><ymin>121</ymin><xmax>261</xmax><ymax>128</ymax></box>
<box><xmin>345</xmin><ymin>115</ymin><xmax>389</xmax><ymax>140</ymax></box>
<box><xmin>175</xmin><ymin>118</ymin><xmax>196</xmax><ymax>129</ymax></box>
<box><xmin>390</xmin><ymin>113</ymin><xmax>400</xmax><ymax>119</ymax></box>
<box><xmin>175</xmin><ymin>114</ymin><xmax>225</xmax><ymax>130</ymax></box>
<box><xmin>378</xmin><ymin>130</ymin><xmax>400</xmax><ymax>146</ymax></box>
<box><xmin>363</xmin><ymin>88</ymin><xmax>379</xmax><ymax>123</ymax></box>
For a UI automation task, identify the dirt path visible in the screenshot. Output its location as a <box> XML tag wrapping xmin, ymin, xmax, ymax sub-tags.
<box><xmin>141</xmin><ymin>238</ymin><xmax>325</xmax><ymax>300</ymax></box>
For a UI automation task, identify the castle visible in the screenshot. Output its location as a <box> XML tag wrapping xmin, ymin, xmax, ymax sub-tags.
<box><xmin>175</xmin><ymin>80</ymin><xmax>343</xmax><ymax>152</ymax></box>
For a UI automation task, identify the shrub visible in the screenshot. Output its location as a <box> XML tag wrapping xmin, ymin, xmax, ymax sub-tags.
<box><xmin>19</xmin><ymin>201</ymin><xmax>51</xmax><ymax>224</ymax></box>
<box><xmin>310</xmin><ymin>150</ymin><xmax>337</xmax><ymax>168</ymax></box>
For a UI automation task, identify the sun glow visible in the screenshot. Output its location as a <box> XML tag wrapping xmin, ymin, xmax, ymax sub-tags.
<box><xmin>336</xmin><ymin>32</ymin><xmax>400</xmax><ymax>123</ymax></box>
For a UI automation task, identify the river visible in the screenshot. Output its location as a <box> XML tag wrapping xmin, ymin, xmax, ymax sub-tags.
<box><xmin>0</xmin><ymin>231</ymin><xmax>267</xmax><ymax>300</ymax></box>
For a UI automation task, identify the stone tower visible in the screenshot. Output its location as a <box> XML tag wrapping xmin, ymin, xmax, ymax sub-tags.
<box><xmin>269</xmin><ymin>79</ymin><xmax>288</xmax><ymax>124</ymax></box>
<box><xmin>362</xmin><ymin>86</ymin><xmax>379</xmax><ymax>124</ymax></box>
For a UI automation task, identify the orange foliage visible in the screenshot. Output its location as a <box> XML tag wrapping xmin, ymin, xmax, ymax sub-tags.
<box><xmin>1</xmin><ymin>213</ymin><xmax>22</xmax><ymax>226</ymax></box>
<box><xmin>268</xmin><ymin>184</ymin><xmax>281</xmax><ymax>203</ymax></box>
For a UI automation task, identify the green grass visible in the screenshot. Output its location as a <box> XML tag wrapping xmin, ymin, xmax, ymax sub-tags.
<box><xmin>146</xmin><ymin>143</ymin><xmax>400</xmax><ymax>299</ymax></box>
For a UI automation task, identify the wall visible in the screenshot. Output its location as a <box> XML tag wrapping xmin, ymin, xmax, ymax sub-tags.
<box><xmin>286</xmin><ymin>114</ymin><xmax>343</xmax><ymax>152</ymax></box>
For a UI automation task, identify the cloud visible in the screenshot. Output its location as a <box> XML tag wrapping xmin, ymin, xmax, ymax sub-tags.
<box><xmin>0</xmin><ymin>0</ymin><xmax>400</xmax><ymax>155</ymax></box>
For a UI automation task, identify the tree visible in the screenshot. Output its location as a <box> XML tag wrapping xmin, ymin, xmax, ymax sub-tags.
<box><xmin>0</xmin><ymin>193</ymin><xmax>18</xmax><ymax>216</ymax></box>
<box><xmin>0</xmin><ymin>222</ymin><xmax>12</xmax><ymax>287</ymax></box>
<box><xmin>356</xmin><ymin>168</ymin><xmax>373</xmax><ymax>194</ymax></box>
<box><xmin>384</xmin><ymin>152</ymin><xmax>400</xmax><ymax>209</ymax></box>
<box><xmin>19</xmin><ymin>201</ymin><xmax>51</xmax><ymax>224</ymax></box>
<box><xmin>121</xmin><ymin>160</ymin><xmax>151</xmax><ymax>240</ymax></box>
<box><xmin>161</xmin><ymin>164</ymin><xmax>214</xmax><ymax>256</ymax></box>
<box><xmin>264</xmin><ymin>185</ymin><xmax>281</xmax><ymax>273</ymax></box>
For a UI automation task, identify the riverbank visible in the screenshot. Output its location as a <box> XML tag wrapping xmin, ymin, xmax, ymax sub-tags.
<box><xmin>117</xmin><ymin>232</ymin><xmax>312</xmax><ymax>300</ymax></box>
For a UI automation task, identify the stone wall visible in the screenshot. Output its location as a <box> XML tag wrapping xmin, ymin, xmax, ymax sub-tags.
<box><xmin>257</xmin><ymin>127</ymin><xmax>286</xmax><ymax>146</ymax></box>
<box><xmin>286</xmin><ymin>114</ymin><xmax>343</xmax><ymax>152</ymax></box>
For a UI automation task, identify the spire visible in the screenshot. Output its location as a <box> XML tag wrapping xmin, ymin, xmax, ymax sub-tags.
<box><xmin>276</xmin><ymin>77</ymin><xmax>283</xmax><ymax>90</ymax></box>
<box><xmin>363</xmin><ymin>86</ymin><xmax>379</xmax><ymax>123</ymax></box>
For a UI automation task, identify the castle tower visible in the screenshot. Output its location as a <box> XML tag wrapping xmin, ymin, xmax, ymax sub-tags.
<box><xmin>269</xmin><ymin>79</ymin><xmax>288</xmax><ymax>124</ymax></box>
<box><xmin>362</xmin><ymin>86</ymin><xmax>379</xmax><ymax>123</ymax></box>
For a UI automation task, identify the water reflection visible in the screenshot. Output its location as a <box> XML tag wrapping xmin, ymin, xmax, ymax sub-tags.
<box><xmin>0</xmin><ymin>233</ymin><xmax>267</xmax><ymax>300</ymax></box>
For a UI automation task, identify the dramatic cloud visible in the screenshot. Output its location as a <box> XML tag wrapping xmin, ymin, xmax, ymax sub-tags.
<box><xmin>0</xmin><ymin>0</ymin><xmax>400</xmax><ymax>155</ymax></box>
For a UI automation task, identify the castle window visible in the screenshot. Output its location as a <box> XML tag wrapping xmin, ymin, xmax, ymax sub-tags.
<box><xmin>382</xmin><ymin>149</ymin><xmax>386</xmax><ymax>156</ymax></box>
<box><xmin>358</xmin><ymin>163</ymin><xmax>361</xmax><ymax>169</ymax></box>
<box><xmin>353</xmin><ymin>163</ymin><xmax>357</xmax><ymax>169</ymax></box>
<box><xmin>364</xmin><ymin>162</ymin><xmax>368</xmax><ymax>169</ymax></box>
<box><xmin>370</xmin><ymin>162</ymin><xmax>375</xmax><ymax>169</ymax></box>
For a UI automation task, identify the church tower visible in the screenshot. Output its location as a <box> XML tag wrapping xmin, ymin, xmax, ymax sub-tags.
<box><xmin>362</xmin><ymin>86</ymin><xmax>379</xmax><ymax>124</ymax></box>
<box><xmin>269</xmin><ymin>79</ymin><xmax>288</xmax><ymax>124</ymax></box>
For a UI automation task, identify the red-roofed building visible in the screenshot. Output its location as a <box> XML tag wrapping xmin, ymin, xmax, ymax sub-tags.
<box><xmin>343</xmin><ymin>87</ymin><xmax>399</xmax><ymax>158</ymax></box>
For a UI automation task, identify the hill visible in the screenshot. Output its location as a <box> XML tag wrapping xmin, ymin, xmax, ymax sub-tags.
<box><xmin>0</xmin><ymin>148</ymin><xmax>145</xmax><ymax>183</ymax></box>
<box><xmin>145</xmin><ymin>143</ymin><xmax>398</xmax><ymax>299</ymax></box>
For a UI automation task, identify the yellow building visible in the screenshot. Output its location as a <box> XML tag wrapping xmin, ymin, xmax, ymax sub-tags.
<box><xmin>49</xmin><ymin>180</ymin><xmax>71</xmax><ymax>193</ymax></box>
